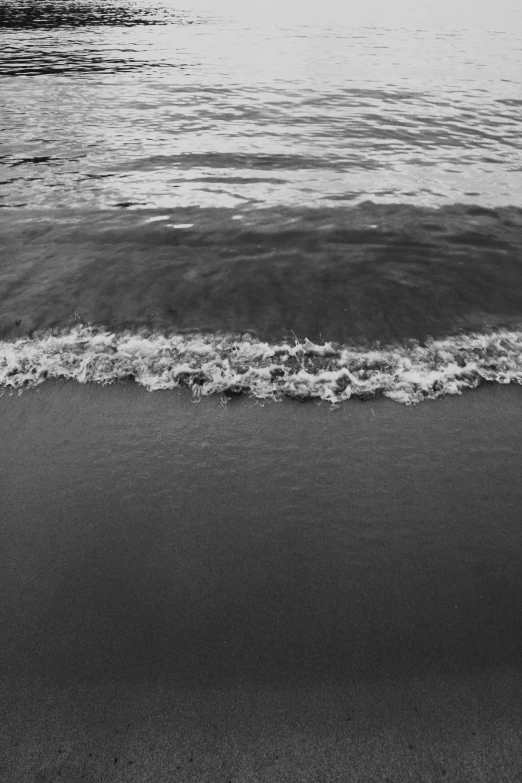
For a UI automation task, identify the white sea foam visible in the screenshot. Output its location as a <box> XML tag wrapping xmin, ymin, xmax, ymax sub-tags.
<box><xmin>1</xmin><ymin>326</ymin><xmax>522</xmax><ymax>404</ymax></box>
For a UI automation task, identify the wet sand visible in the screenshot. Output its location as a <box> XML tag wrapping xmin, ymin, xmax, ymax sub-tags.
<box><xmin>1</xmin><ymin>382</ymin><xmax>522</xmax><ymax>781</ymax></box>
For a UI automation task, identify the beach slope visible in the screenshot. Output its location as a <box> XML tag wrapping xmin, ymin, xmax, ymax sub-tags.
<box><xmin>1</xmin><ymin>382</ymin><xmax>522</xmax><ymax>781</ymax></box>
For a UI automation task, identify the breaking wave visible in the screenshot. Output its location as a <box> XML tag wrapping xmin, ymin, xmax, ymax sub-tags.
<box><xmin>1</xmin><ymin>326</ymin><xmax>522</xmax><ymax>404</ymax></box>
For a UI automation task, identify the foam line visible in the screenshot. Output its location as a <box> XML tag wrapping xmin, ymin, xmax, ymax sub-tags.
<box><xmin>1</xmin><ymin>326</ymin><xmax>522</xmax><ymax>404</ymax></box>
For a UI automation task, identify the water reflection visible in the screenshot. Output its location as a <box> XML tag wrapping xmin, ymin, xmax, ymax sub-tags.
<box><xmin>0</xmin><ymin>0</ymin><xmax>174</xmax><ymax>29</ymax></box>
<box><xmin>0</xmin><ymin>0</ymin><xmax>203</xmax><ymax>76</ymax></box>
<box><xmin>1</xmin><ymin>0</ymin><xmax>521</xmax><ymax>208</ymax></box>
<box><xmin>0</xmin><ymin>41</ymin><xmax>190</xmax><ymax>76</ymax></box>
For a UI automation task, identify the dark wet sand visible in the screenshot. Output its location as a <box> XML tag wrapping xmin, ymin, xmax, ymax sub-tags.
<box><xmin>1</xmin><ymin>382</ymin><xmax>522</xmax><ymax>782</ymax></box>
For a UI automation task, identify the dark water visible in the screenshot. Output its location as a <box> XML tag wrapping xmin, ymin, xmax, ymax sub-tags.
<box><xmin>1</xmin><ymin>0</ymin><xmax>522</xmax><ymax>400</ymax></box>
<box><xmin>2</xmin><ymin>203</ymin><xmax>522</xmax><ymax>343</ymax></box>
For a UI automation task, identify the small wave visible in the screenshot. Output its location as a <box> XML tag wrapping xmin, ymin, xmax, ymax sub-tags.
<box><xmin>1</xmin><ymin>326</ymin><xmax>522</xmax><ymax>404</ymax></box>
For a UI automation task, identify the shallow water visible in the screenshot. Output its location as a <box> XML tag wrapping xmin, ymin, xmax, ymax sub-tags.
<box><xmin>1</xmin><ymin>0</ymin><xmax>522</xmax><ymax>400</ymax></box>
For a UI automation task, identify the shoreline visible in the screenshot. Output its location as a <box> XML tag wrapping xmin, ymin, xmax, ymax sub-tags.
<box><xmin>2</xmin><ymin>325</ymin><xmax>522</xmax><ymax>405</ymax></box>
<box><xmin>1</xmin><ymin>382</ymin><xmax>522</xmax><ymax>781</ymax></box>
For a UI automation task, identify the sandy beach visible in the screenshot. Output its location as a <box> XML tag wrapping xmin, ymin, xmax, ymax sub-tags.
<box><xmin>1</xmin><ymin>382</ymin><xmax>522</xmax><ymax>781</ymax></box>
<box><xmin>3</xmin><ymin>1</ymin><xmax>522</xmax><ymax>780</ymax></box>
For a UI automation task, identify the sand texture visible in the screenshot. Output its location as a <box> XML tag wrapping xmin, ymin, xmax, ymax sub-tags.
<box><xmin>1</xmin><ymin>382</ymin><xmax>522</xmax><ymax>781</ymax></box>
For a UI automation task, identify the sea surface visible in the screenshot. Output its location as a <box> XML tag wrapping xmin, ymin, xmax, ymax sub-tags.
<box><xmin>1</xmin><ymin>0</ymin><xmax>522</xmax><ymax>403</ymax></box>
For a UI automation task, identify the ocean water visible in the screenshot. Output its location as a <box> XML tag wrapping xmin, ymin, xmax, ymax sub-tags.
<box><xmin>1</xmin><ymin>0</ymin><xmax>522</xmax><ymax>403</ymax></box>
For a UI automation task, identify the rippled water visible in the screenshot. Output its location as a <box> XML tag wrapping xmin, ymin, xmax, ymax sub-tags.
<box><xmin>2</xmin><ymin>0</ymin><xmax>522</xmax><ymax>209</ymax></box>
<box><xmin>1</xmin><ymin>0</ymin><xmax>522</xmax><ymax>401</ymax></box>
